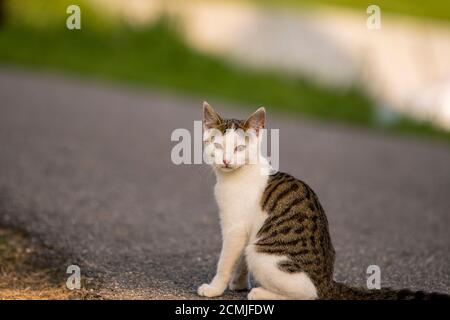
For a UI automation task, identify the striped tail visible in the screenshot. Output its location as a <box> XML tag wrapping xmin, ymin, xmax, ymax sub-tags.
<box><xmin>326</xmin><ymin>281</ymin><xmax>450</xmax><ymax>300</ymax></box>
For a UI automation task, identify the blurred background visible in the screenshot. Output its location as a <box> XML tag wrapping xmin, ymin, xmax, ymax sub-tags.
<box><xmin>1</xmin><ymin>0</ymin><xmax>450</xmax><ymax>140</ymax></box>
<box><xmin>1</xmin><ymin>0</ymin><xmax>450</xmax><ymax>299</ymax></box>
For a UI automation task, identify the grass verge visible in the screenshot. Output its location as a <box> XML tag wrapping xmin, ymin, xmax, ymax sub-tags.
<box><xmin>0</xmin><ymin>227</ymin><xmax>98</xmax><ymax>300</ymax></box>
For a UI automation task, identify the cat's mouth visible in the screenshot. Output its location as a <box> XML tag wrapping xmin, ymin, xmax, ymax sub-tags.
<box><xmin>218</xmin><ymin>165</ymin><xmax>236</xmax><ymax>172</ymax></box>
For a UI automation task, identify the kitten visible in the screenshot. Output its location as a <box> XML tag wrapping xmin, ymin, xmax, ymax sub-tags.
<box><xmin>198</xmin><ymin>102</ymin><xmax>449</xmax><ymax>300</ymax></box>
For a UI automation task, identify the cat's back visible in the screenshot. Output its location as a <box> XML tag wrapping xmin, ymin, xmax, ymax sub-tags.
<box><xmin>259</xmin><ymin>171</ymin><xmax>319</xmax><ymax>218</ymax></box>
<box><xmin>256</xmin><ymin>171</ymin><xmax>334</xmax><ymax>260</ymax></box>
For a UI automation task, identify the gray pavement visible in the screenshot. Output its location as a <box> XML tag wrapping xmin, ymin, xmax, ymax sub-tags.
<box><xmin>0</xmin><ymin>68</ymin><xmax>449</xmax><ymax>299</ymax></box>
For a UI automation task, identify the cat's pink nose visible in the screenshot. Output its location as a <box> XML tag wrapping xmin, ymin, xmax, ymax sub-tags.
<box><xmin>223</xmin><ymin>159</ymin><xmax>230</xmax><ymax>166</ymax></box>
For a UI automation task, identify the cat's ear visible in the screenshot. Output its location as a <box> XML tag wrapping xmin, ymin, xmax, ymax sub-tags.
<box><xmin>245</xmin><ymin>107</ymin><xmax>266</xmax><ymax>134</ymax></box>
<box><xmin>203</xmin><ymin>101</ymin><xmax>222</xmax><ymax>130</ymax></box>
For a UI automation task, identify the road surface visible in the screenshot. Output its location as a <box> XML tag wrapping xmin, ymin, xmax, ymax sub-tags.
<box><xmin>0</xmin><ymin>68</ymin><xmax>449</xmax><ymax>299</ymax></box>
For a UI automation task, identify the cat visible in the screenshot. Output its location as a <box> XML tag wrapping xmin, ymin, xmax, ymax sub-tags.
<box><xmin>197</xmin><ymin>101</ymin><xmax>449</xmax><ymax>300</ymax></box>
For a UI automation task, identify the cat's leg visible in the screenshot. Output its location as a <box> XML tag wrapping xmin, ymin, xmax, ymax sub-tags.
<box><xmin>246</xmin><ymin>245</ymin><xmax>318</xmax><ymax>300</ymax></box>
<box><xmin>198</xmin><ymin>230</ymin><xmax>247</xmax><ymax>297</ymax></box>
<box><xmin>229</xmin><ymin>254</ymin><xmax>250</xmax><ymax>291</ymax></box>
<box><xmin>248</xmin><ymin>287</ymin><xmax>289</xmax><ymax>300</ymax></box>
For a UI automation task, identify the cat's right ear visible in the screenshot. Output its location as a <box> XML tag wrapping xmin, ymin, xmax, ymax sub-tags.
<box><xmin>203</xmin><ymin>101</ymin><xmax>222</xmax><ymax>130</ymax></box>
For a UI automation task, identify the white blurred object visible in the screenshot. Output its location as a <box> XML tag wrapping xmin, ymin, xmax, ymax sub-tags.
<box><xmin>92</xmin><ymin>0</ymin><xmax>450</xmax><ymax>131</ymax></box>
<box><xmin>91</xmin><ymin>0</ymin><xmax>163</xmax><ymax>26</ymax></box>
<box><xmin>414</xmin><ymin>80</ymin><xmax>450</xmax><ymax>130</ymax></box>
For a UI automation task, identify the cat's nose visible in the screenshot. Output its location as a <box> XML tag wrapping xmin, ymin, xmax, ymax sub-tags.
<box><xmin>223</xmin><ymin>159</ymin><xmax>230</xmax><ymax>166</ymax></box>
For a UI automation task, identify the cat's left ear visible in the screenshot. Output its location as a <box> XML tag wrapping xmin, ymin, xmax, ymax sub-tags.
<box><xmin>203</xmin><ymin>101</ymin><xmax>222</xmax><ymax>130</ymax></box>
<box><xmin>245</xmin><ymin>107</ymin><xmax>266</xmax><ymax>135</ymax></box>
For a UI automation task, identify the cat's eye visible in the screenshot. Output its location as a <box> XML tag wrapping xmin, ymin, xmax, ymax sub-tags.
<box><xmin>214</xmin><ymin>143</ymin><xmax>223</xmax><ymax>149</ymax></box>
<box><xmin>235</xmin><ymin>145</ymin><xmax>246</xmax><ymax>152</ymax></box>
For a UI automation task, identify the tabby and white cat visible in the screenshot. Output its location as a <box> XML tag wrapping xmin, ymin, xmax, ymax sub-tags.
<box><xmin>198</xmin><ymin>102</ymin><xmax>449</xmax><ymax>300</ymax></box>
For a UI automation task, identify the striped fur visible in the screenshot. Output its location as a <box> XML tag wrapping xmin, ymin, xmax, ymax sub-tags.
<box><xmin>256</xmin><ymin>171</ymin><xmax>335</xmax><ymax>298</ymax></box>
<box><xmin>215</xmin><ymin>119</ymin><xmax>247</xmax><ymax>133</ymax></box>
<box><xmin>255</xmin><ymin>171</ymin><xmax>449</xmax><ymax>300</ymax></box>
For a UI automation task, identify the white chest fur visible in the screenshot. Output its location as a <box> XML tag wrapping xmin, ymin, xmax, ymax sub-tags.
<box><xmin>214</xmin><ymin>164</ymin><xmax>269</xmax><ymax>240</ymax></box>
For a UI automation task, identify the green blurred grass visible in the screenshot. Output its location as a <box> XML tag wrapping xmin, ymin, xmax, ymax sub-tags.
<box><xmin>253</xmin><ymin>0</ymin><xmax>450</xmax><ymax>22</ymax></box>
<box><xmin>0</xmin><ymin>23</ymin><xmax>372</xmax><ymax>123</ymax></box>
<box><xmin>0</xmin><ymin>0</ymin><xmax>449</xmax><ymax>142</ymax></box>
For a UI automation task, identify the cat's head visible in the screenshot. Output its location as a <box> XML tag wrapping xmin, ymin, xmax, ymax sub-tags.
<box><xmin>202</xmin><ymin>101</ymin><xmax>265</xmax><ymax>173</ymax></box>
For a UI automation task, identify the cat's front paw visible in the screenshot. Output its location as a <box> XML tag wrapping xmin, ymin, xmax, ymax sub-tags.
<box><xmin>197</xmin><ymin>283</ymin><xmax>225</xmax><ymax>298</ymax></box>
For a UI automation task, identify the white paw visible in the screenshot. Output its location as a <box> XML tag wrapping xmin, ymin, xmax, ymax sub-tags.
<box><xmin>247</xmin><ymin>287</ymin><xmax>263</xmax><ymax>300</ymax></box>
<box><xmin>197</xmin><ymin>283</ymin><xmax>224</xmax><ymax>298</ymax></box>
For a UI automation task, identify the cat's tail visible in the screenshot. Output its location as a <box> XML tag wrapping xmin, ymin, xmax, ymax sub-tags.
<box><xmin>326</xmin><ymin>281</ymin><xmax>450</xmax><ymax>300</ymax></box>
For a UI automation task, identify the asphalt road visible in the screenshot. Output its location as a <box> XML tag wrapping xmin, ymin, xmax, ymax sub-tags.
<box><xmin>0</xmin><ymin>68</ymin><xmax>449</xmax><ymax>299</ymax></box>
